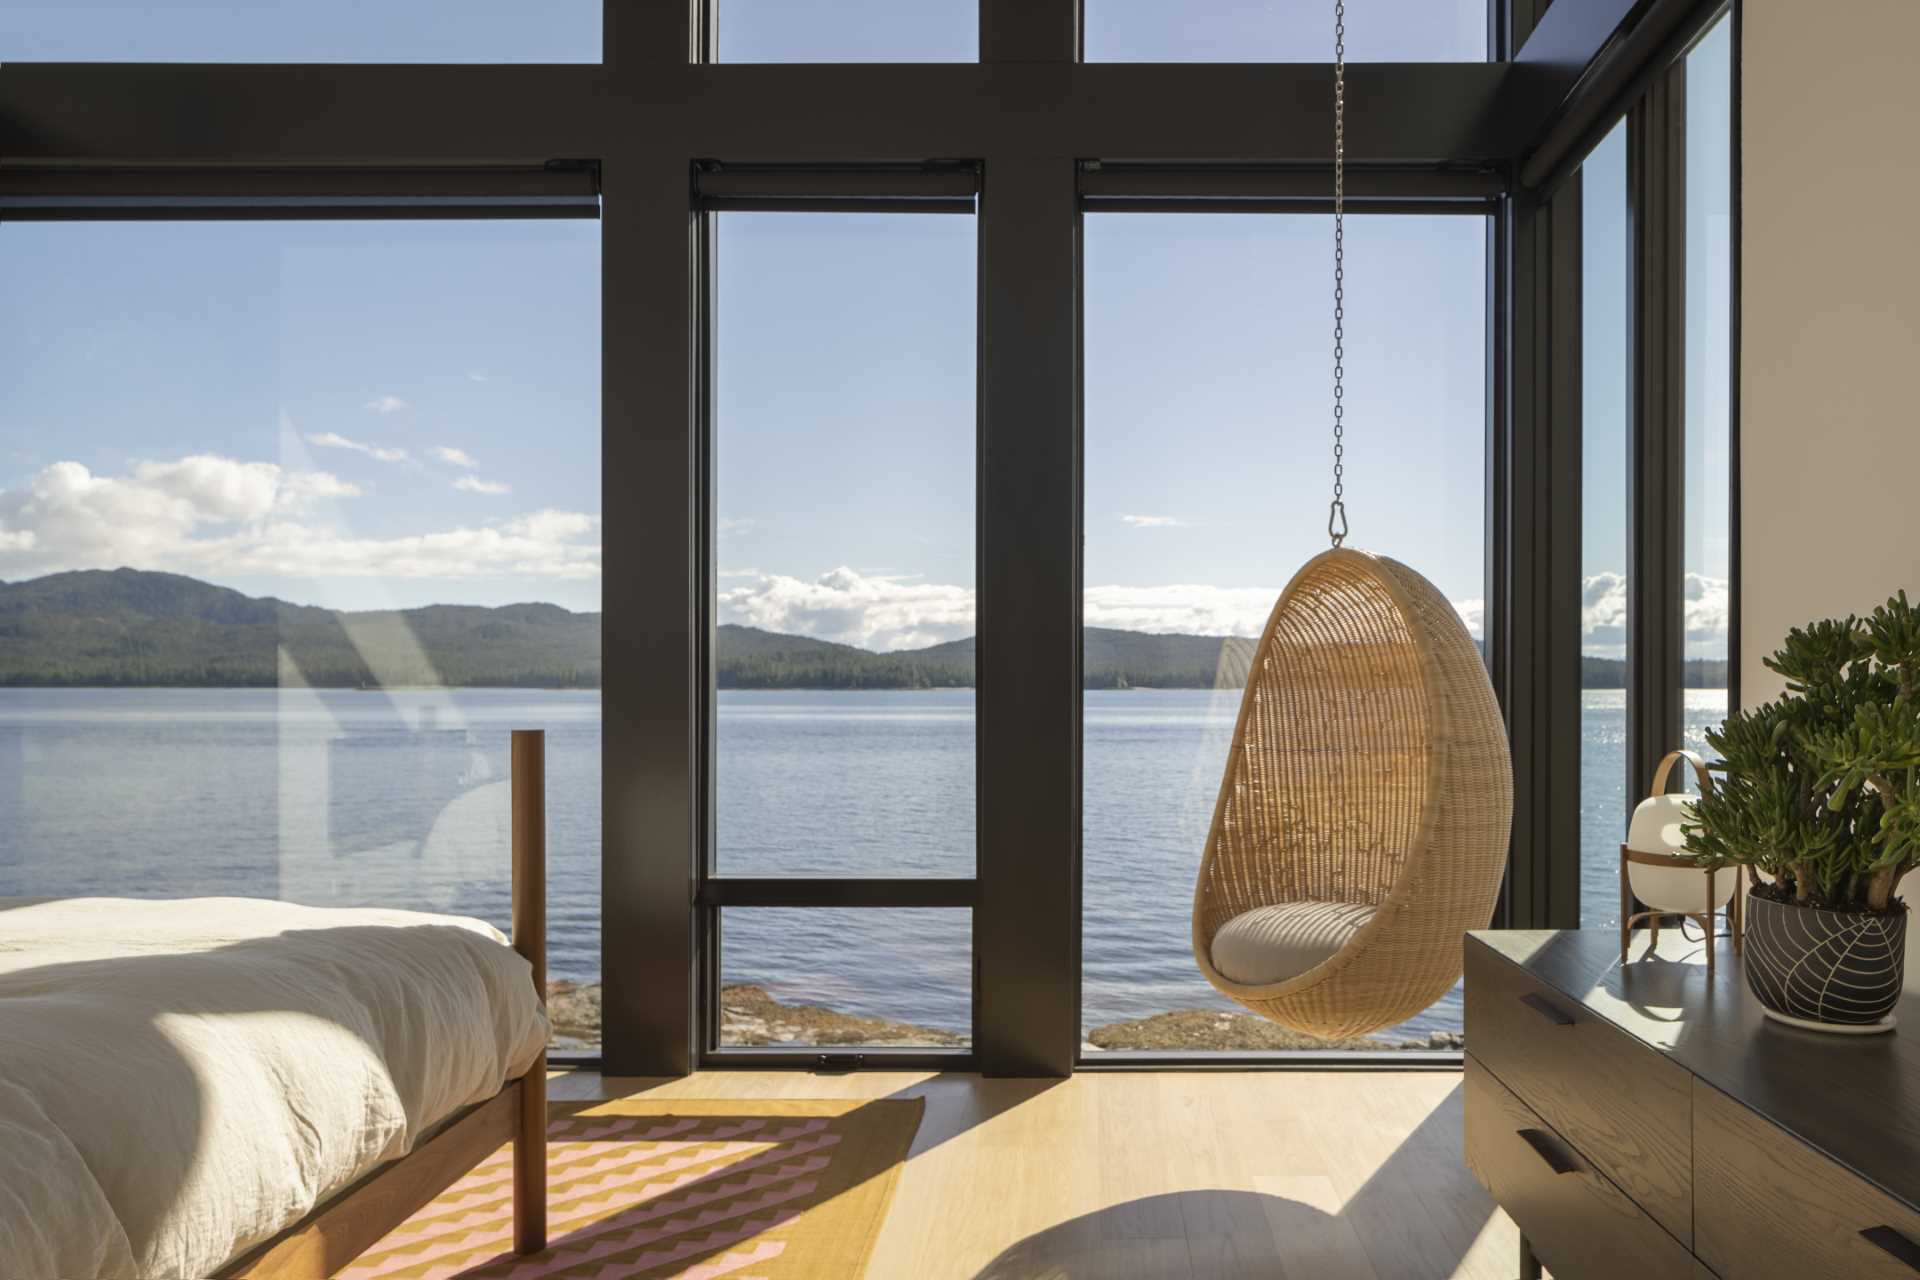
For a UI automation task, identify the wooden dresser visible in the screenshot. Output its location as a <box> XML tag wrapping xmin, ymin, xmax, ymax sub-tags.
<box><xmin>1464</xmin><ymin>929</ymin><xmax>1920</xmax><ymax>1280</ymax></box>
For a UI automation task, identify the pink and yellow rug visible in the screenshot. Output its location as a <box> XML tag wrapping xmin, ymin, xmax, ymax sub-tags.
<box><xmin>338</xmin><ymin>1098</ymin><xmax>925</xmax><ymax>1280</ymax></box>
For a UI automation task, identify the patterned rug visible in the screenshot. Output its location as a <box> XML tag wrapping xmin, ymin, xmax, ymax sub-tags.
<box><xmin>338</xmin><ymin>1097</ymin><xmax>926</xmax><ymax>1280</ymax></box>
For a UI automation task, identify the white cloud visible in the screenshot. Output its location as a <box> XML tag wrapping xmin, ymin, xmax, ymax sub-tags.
<box><xmin>363</xmin><ymin>395</ymin><xmax>409</xmax><ymax>414</ymax></box>
<box><xmin>719</xmin><ymin>567</ymin><xmax>975</xmax><ymax>651</ymax></box>
<box><xmin>1453</xmin><ymin>598</ymin><xmax>1486</xmax><ymax>641</ymax></box>
<box><xmin>1581</xmin><ymin>570</ymin><xmax>1728</xmax><ymax>659</ymax></box>
<box><xmin>434</xmin><ymin>446</ymin><xmax>479</xmax><ymax>469</ymax></box>
<box><xmin>1121</xmin><ymin>514</ymin><xmax>1190</xmax><ymax>529</ymax></box>
<box><xmin>505</xmin><ymin>509</ymin><xmax>597</xmax><ymax>543</ymax></box>
<box><xmin>453</xmin><ymin>475</ymin><xmax>511</xmax><ymax>495</ymax></box>
<box><xmin>1082</xmin><ymin>582</ymin><xmax>1280</xmax><ymax>637</ymax></box>
<box><xmin>467</xmin><ymin>372</ymin><xmax>488</xmax><ymax>384</ymax></box>
<box><xmin>718</xmin><ymin>568</ymin><xmax>1728</xmax><ymax>656</ymax></box>
<box><xmin>719</xmin><ymin>569</ymin><xmax>1490</xmax><ymax>651</ymax></box>
<box><xmin>0</xmin><ymin>455</ymin><xmax>596</xmax><ymax>585</ymax></box>
<box><xmin>307</xmin><ymin>432</ymin><xmax>409</xmax><ymax>464</ymax></box>
<box><xmin>718</xmin><ymin>517</ymin><xmax>755</xmax><ymax>537</ymax></box>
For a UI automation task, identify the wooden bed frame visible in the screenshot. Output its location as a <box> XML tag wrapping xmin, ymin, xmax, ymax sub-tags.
<box><xmin>218</xmin><ymin>729</ymin><xmax>550</xmax><ymax>1279</ymax></box>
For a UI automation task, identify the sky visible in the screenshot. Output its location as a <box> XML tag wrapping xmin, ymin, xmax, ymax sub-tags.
<box><xmin>1580</xmin><ymin>19</ymin><xmax>1733</xmax><ymax>661</ymax></box>
<box><xmin>1</xmin><ymin>0</ymin><xmax>1484</xmax><ymax>63</ymax></box>
<box><xmin>0</xmin><ymin>6</ymin><xmax>1731</xmax><ymax>658</ymax></box>
<box><xmin>0</xmin><ymin>220</ymin><xmax>602</xmax><ymax>613</ymax></box>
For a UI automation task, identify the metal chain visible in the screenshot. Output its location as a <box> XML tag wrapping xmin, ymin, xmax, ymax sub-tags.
<box><xmin>1327</xmin><ymin>0</ymin><xmax>1349</xmax><ymax>548</ymax></box>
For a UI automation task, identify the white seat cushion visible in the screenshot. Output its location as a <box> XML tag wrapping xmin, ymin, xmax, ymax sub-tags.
<box><xmin>1210</xmin><ymin>900</ymin><xmax>1378</xmax><ymax>986</ymax></box>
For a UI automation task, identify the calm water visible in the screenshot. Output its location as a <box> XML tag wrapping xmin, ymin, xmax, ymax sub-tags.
<box><xmin>0</xmin><ymin>686</ymin><xmax>1727</xmax><ymax>1045</ymax></box>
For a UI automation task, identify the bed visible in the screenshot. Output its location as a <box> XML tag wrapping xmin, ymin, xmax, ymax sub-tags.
<box><xmin>0</xmin><ymin>730</ymin><xmax>552</xmax><ymax>1280</ymax></box>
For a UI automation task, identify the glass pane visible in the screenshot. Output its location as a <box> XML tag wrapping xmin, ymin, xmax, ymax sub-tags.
<box><xmin>1684</xmin><ymin>19</ymin><xmax>1734</xmax><ymax>753</ymax></box>
<box><xmin>713</xmin><ymin>212</ymin><xmax>976</xmax><ymax>878</ymax></box>
<box><xmin>1087</xmin><ymin>0</ymin><xmax>1486</xmax><ymax>62</ymax></box>
<box><xmin>719</xmin><ymin>0</ymin><xmax>976</xmax><ymax>62</ymax></box>
<box><xmin>0</xmin><ymin>220</ymin><xmax>602</xmax><ymax>1050</ymax></box>
<box><xmin>1081</xmin><ymin>213</ymin><xmax>1486</xmax><ymax>1051</ymax></box>
<box><xmin>718</xmin><ymin>908</ymin><xmax>971</xmax><ymax>1046</ymax></box>
<box><xmin>0</xmin><ymin>0</ymin><xmax>599</xmax><ymax>62</ymax></box>
<box><xmin>1580</xmin><ymin>121</ymin><xmax>1629</xmax><ymax>930</ymax></box>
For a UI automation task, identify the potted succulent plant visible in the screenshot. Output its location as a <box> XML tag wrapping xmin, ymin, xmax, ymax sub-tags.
<box><xmin>1684</xmin><ymin>592</ymin><xmax>1920</xmax><ymax>1031</ymax></box>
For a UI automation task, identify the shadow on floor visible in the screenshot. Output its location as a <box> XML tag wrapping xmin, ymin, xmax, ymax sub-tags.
<box><xmin>972</xmin><ymin>1080</ymin><xmax>1500</xmax><ymax>1280</ymax></box>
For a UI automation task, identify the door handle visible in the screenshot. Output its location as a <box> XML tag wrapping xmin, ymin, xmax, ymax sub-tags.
<box><xmin>1862</xmin><ymin>1226</ymin><xmax>1920</xmax><ymax>1272</ymax></box>
<box><xmin>1520</xmin><ymin>992</ymin><xmax>1576</xmax><ymax>1026</ymax></box>
<box><xmin>1517</xmin><ymin>1128</ymin><xmax>1581</xmax><ymax>1176</ymax></box>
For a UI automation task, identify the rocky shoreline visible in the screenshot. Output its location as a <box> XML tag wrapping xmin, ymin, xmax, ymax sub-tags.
<box><xmin>546</xmin><ymin>981</ymin><xmax>1462</xmax><ymax>1053</ymax></box>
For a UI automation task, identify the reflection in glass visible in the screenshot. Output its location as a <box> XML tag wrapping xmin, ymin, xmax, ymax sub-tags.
<box><xmin>0</xmin><ymin>220</ymin><xmax>602</xmax><ymax>1045</ymax></box>
<box><xmin>1080</xmin><ymin>213</ymin><xmax>1486</xmax><ymax>1050</ymax></box>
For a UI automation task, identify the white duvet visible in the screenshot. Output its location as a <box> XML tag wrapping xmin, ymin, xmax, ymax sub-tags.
<box><xmin>0</xmin><ymin>896</ymin><xmax>548</xmax><ymax>1280</ymax></box>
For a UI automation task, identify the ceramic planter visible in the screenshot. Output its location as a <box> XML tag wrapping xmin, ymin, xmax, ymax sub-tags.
<box><xmin>1743</xmin><ymin>892</ymin><xmax>1906</xmax><ymax>1030</ymax></box>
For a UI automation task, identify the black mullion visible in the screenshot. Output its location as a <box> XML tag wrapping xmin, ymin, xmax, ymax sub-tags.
<box><xmin>977</xmin><ymin>156</ymin><xmax>1080</xmax><ymax>1078</ymax></box>
<box><xmin>1500</xmin><ymin>182</ymin><xmax>1583</xmax><ymax>930</ymax></box>
<box><xmin>702</xmin><ymin>1047</ymin><xmax>974</xmax><ymax>1070</ymax></box>
<box><xmin>602</xmin><ymin>149</ymin><xmax>701</xmax><ymax>1077</ymax></box>
<box><xmin>1546</xmin><ymin>181</ymin><xmax>1586</xmax><ymax>930</ymax></box>
<box><xmin>981</xmin><ymin>0</ymin><xmax>1077</xmax><ymax>64</ymax></box>
<box><xmin>604</xmin><ymin>0</ymin><xmax>693</xmax><ymax>66</ymax></box>
<box><xmin>1626</xmin><ymin>71</ymin><xmax>1687</xmax><ymax>814</ymax></box>
<box><xmin>701</xmin><ymin>879</ymin><xmax>978</xmax><ymax>909</ymax></box>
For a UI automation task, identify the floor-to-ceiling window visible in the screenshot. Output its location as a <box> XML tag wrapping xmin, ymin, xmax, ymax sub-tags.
<box><xmin>708</xmin><ymin>209</ymin><xmax>977</xmax><ymax>1050</ymax></box>
<box><xmin>1684</xmin><ymin>17</ymin><xmax>1734</xmax><ymax>752</ymax></box>
<box><xmin>1580</xmin><ymin>122</ymin><xmax>1630</xmax><ymax>929</ymax></box>
<box><xmin>1080</xmin><ymin>212</ymin><xmax>1487</xmax><ymax>1052</ymax></box>
<box><xmin>1</xmin><ymin>0</ymin><xmax>1722</xmax><ymax>1074</ymax></box>
<box><xmin>0</xmin><ymin>217</ymin><xmax>602</xmax><ymax>1048</ymax></box>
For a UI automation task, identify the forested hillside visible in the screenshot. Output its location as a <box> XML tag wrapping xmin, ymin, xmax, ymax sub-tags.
<box><xmin>0</xmin><ymin>569</ymin><xmax>1726</xmax><ymax>690</ymax></box>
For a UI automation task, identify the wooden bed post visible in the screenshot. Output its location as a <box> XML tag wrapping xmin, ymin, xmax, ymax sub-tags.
<box><xmin>511</xmin><ymin>729</ymin><xmax>548</xmax><ymax>1255</ymax></box>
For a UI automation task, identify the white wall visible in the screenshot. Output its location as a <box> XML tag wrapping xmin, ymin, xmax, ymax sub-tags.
<box><xmin>1742</xmin><ymin>0</ymin><xmax>1920</xmax><ymax>965</ymax></box>
<box><xmin>1741</xmin><ymin>0</ymin><xmax>1920</xmax><ymax>706</ymax></box>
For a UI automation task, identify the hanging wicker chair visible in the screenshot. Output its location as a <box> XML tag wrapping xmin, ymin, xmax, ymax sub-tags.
<box><xmin>1191</xmin><ymin>547</ymin><xmax>1513</xmax><ymax>1040</ymax></box>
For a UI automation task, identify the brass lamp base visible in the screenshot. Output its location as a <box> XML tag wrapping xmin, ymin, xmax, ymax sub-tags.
<box><xmin>1619</xmin><ymin>843</ymin><xmax>1744</xmax><ymax>976</ymax></box>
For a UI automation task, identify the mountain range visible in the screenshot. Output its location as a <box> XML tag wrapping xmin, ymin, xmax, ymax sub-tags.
<box><xmin>0</xmin><ymin>568</ymin><xmax>1721</xmax><ymax>690</ymax></box>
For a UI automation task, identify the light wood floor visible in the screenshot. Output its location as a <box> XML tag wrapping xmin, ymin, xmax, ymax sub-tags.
<box><xmin>551</xmin><ymin>1068</ymin><xmax>1524</xmax><ymax>1279</ymax></box>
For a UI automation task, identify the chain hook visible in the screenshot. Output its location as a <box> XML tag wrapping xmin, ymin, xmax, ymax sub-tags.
<box><xmin>1328</xmin><ymin>500</ymin><xmax>1348</xmax><ymax>547</ymax></box>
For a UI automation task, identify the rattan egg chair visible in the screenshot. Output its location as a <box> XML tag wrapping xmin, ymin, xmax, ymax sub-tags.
<box><xmin>1191</xmin><ymin>548</ymin><xmax>1514</xmax><ymax>1040</ymax></box>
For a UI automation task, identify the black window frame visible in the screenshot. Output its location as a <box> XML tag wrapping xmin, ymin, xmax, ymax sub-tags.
<box><xmin>0</xmin><ymin>0</ymin><xmax>1738</xmax><ymax>1077</ymax></box>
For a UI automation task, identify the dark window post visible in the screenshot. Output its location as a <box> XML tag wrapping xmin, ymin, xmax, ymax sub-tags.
<box><xmin>976</xmin><ymin>154</ymin><xmax>1081</xmax><ymax>1076</ymax></box>
<box><xmin>601</xmin><ymin>149</ymin><xmax>702</xmax><ymax>1076</ymax></box>
<box><xmin>1626</xmin><ymin>70</ymin><xmax>1687</xmax><ymax>806</ymax></box>
<box><xmin>1499</xmin><ymin>175</ymin><xmax>1585</xmax><ymax>929</ymax></box>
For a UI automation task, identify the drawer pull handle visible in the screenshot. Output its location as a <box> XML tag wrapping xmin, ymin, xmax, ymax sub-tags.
<box><xmin>1863</xmin><ymin>1226</ymin><xmax>1920</xmax><ymax>1271</ymax></box>
<box><xmin>1520</xmin><ymin>992</ymin><xmax>1575</xmax><ymax>1026</ymax></box>
<box><xmin>1517</xmin><ymin>1128</ymin><xmax>1581</xmax><ymax>1176</ymax></box>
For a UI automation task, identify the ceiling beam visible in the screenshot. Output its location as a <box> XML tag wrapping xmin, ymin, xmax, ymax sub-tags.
<box><xmin>1</xmin><ymin>61</ymin><xmax>1516</xmax><ymax>173</ymax></box>
<box><xmin>1508</xmin><ymin>0</ymin><xmax>1729</xmax><ymax>192</ymax></box>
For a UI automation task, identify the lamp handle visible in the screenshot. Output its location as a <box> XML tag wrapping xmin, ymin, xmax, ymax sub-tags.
<box><xmin>1650</xmin><ymin>749</ymin><xmax>1712</xmax><ymax>797</ymax></box>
